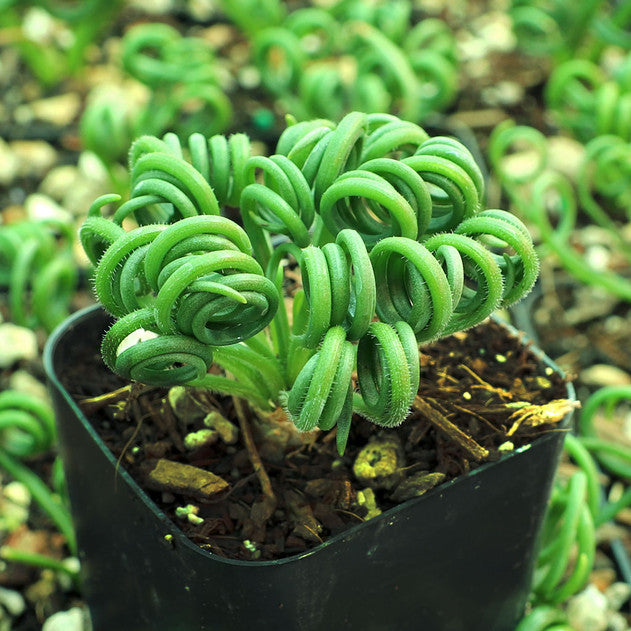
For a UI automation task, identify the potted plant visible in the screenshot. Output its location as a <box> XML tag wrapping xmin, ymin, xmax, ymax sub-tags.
<box><xmin>44</xmin><ymin>111</ymin><xmax>576</xmax><ymax>631</ymax></box>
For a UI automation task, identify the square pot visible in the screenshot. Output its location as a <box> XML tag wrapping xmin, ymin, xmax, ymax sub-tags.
<box><xmin>44</xmin><ymin>304</ymin><xmax>574</xmax><ymax>631</ymax></box>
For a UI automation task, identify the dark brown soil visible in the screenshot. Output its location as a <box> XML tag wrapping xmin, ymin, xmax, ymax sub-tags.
<box><xmin>58</xmin><ymin>317</ymin><xmax>571</xmax><ymax>562</ymax></box>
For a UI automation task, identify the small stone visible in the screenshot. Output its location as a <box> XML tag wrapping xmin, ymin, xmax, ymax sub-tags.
<box><xmin>253</xmin><ymin>407</ymin><xmax>316</xmax><ymax>463</ymax></box>
<box><xmin>585</xmin><ymin>244</ymin><xmax>611</xmax><ymax>271</ymax></box>
<box><xmin>29</xmin><ymin>93</ymin><xmax>81</xmax><ymax>127</ymax></box>
<box><xmin>25</xmin><ymin>193</ymin><xmax>72</xmax><ymax>224</ymax></box>
<box><xmin>39</xmin><ymin>165</ymin><xmax>80</xmax><ymax>201</ymax></box>
<box><xmin>564</xmin><ymin>286</ymin><xmax>619</xmax><ymax>325</ymax></box>
<box><xmin>175</xmin><ymin>504</ymin><xmax>204</xmax><ymax>525</ymax></box>
<box><xmin>0</xmin><ymin>586</ymin><xmax>26</xmax><ymax>617</ymax></box>
<box><xmin>353</xmin><ymin>434</ymin><xmax>405</xmax><ymax>490</ymax></box>
<box><xmin>77</xmin><ymin>151</ymin><xmax>109</xmax><ymax>182</ymax></box>
<box><xmin>391</xmin><ymin>471</ymin><xmax>446</xmax><ymax>502</ymax></box>
<box><xmin>10</xmin><ymin>140</ymin><xmax>57</xmax><ymax>179</ymax></box>
<box><xmin>168</xmin><ymin>387</ymin><xmax>207</xmax><ymax>424</ymax></box>
<box><xmin>356</xmin><ymin>488</ymin><xmax>381</xmax><ymax>520</ymax></box>
<box><xmin>1</xmin><ymin>481</ymin><xmax>31</xmax><ymax>531</ymax></box>
<box><xmin>548</xmin><ymin>136</ymin><xmax>585</xmax><ymax>181</ymax></box>
<box><xmin>22</xmin><ymin>7</ymin><xmax>56</xmax><ymax>44</ymax></box>
<box><xmin>144</xmin><ymin>459</ymin><xmax>229</xmax><ymax>500</ymax></box>
<box><xmin>605</xmin><ymin>611</ymin><xmax>629</xmax><ymax>631</ymax></box>
<box><xmin>188</xmin><ymin>0</ymin><xmax>217</xmax><ymax>21</ymax></box>
<box><xmin>605</xmin><ymin>582</ymin><xmax>631</xmax><ymax>611</ymax></box>
<box><xmin>481</xmin><ymin>81</ymin><xmax>524</xmax><ymax>107</ymax></box>
<box><xmin>494</xmin><ymin>149</ymin><xmax>542</xmax><ymax>183</ymax></box>
<box><xmin>204</xmin><ymin>411</ymin><xmax>239</xmax><ymax>444</ymax></box>
<box><xmin>9</xmin><ymin>370</ymin><xmax>51</xmax><ymax>402</ymax></box>
<box><xmin>200</xmin><ymin>24</ymin><xmax>234</xmax><ymax>49</ymax></box>
<box><xmin>4</xmin><ymin>481</ymin><xmax>31</xmax><ymax>507</ymax></box>
<box><xmin>42</xmin><ymin>607</ymin><xmax>90</xmax><ymax>631</ymax></box>
<box><xmin>0</xmin><ymin>138</ymin><xmax>20</xmax><ymax>186</ymax></box>
<box><xmin>458</xmin><ymin>32</ymin><xmax>488</xmax><ymax>61</ymax></box>
<box><xmin>472</xmin><ymin>11</ymin><xmax>516</xmax><ymax>52</ymax></box>
<box><xmin>129</xmin><ymin>0</ymin><xmax>174</xmax><ymax>13</ymax></box>
<box><xmin>237</xmin><ymin>66</ymin><xmax>261</xmax><ymax>89</ymax></box>
<box><xmin>183</xmin><ymin>429</ymin><xmax>218</xmax><ymax>450</ymax></box>
<box><xmin>0</xmin><ymin>324</ymin><xmax>38</xmax><ymax>368</ymax></box>
<box><xmin>284</xmin><ymin>489</ymin><xmax>322</xmax><ymax>542</ymax></box>
<box><xmin>580</xmin><ymin>364</ymin><xmax>631</xmax><ymax>387</ymax></box>
<box><xmin>566</xmin><ymin>584</ymin><xmax>608</xmax><ymax>631</ymax></box>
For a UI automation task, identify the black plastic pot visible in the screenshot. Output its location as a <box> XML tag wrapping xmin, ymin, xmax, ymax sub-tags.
<box><xmin>44</xmin><ymin>305</ymin><xmax>575</xmax><ymax>631</ymax></box>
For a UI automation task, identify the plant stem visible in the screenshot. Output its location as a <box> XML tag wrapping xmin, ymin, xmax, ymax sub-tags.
<box><xmin>232</xmin><ymin>397</ymin><xmax>277</xmax><ymax>509</ymax></box>
<box><xmin>78</xmin><ymin>385</ymin><xmax>133</xmax><ymax>415</ymax></box>
<box><xmin>0</xmin><ymin>448</ymin><xmax>76</xmax><ymax>554</ymax></box>
<box><xmin>0</xmin><ymin>546</ymin><xmax>80</xmax><ymax>583</ymax></box>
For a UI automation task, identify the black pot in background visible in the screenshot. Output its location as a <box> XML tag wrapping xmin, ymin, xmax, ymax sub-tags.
<box><xmin>44</xmin><ymin>305</ymin><xmax>575</xmax><ymax>631</ymax></box>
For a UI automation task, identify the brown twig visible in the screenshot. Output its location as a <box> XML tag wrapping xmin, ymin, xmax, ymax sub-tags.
<box><xmin>457</xmin><ymin>364</ymin><xmax>514</xmax><ymax>400</ymax></box>
<box><xmin>115</xmin><ymin>397</ymin><xmax>144</xmax><ymax>485</ymax></box>
<box><xmin>160</xmin><ymin>402</ymin><xmax>186</xmax><ymax>453</ymax></box>
<box><xmin>412</xmin><ymin>395</ymin><xmax>490</xmax><ymax>462</ymax></box>
<box><xmin>78</xmin><ymin>385</ymin><xmax>133</xmax><ymax>415</ymax></box>
<box><xmin>232</xmin><ymin>397</ymin><xmax>277</xmax><ymax>509</ymax></box>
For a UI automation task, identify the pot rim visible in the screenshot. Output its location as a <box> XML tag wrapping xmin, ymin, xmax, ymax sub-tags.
<box><xmin>44</xmin><ymin>303</ymin><xmax>576</xmax><ymax>568</ymax></box>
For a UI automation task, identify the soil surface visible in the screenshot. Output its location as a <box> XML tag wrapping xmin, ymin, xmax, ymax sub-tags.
<box><xmin>59</xmin><ymin>316</ymin><xmax>571</xmax><ymax>561</ymax></box>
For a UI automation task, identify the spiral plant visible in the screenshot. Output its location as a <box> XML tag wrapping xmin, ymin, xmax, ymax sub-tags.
<box><xmin>0</xmin><ymin>218</ymin><xmax>77</xmax><ymax>332</ymax></box>
<box><xmin>81</xmin><ymin>22</ymin><xmax>233</xmax><ymax>169</ymax></box>
<box><xmin>247</xmin><ymin>4</ymin><xmax>458</xmax><ymax>122</ymax></box>
<box><xmin>0</xmin><ymin>389</ymin><xmax>76</xmax><ymax>554</ymax></box>
<box><xmin>0</xmin><ymin>0</ymin><xmax>122</xmax><ymax>86</ymax></box>
<box><xmin>488</xmin><ymin>121</ymin><xmax>631</xmax><ymax>302</ymax></box>
<box><xmin>82</xmin><ymin>111</ymin><xmax>539</xmax><ymax>455</ymax></box>
<box><xmin>546</xmin><ymin>55</ymin><xmax>631</xmax><ymax>142</ymax></box>
<box><xmin>510</xmin><ymin>0</ymin><xmax>631</xmax><ymax>61</ymax></box>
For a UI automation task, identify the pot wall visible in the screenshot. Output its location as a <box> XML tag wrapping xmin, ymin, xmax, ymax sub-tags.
<box><xmin>44</xmin><ymin>305</ymin><xmax>574</xmax><ymax>631</ymax></box>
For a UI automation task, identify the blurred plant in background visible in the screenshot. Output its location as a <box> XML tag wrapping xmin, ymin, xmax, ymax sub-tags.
<box><xmin>510</xmin><ymin>0</ymin><xmax>631</xmax><ymax>62</ymax></box>
<box><xmin>220</xmin><ymin>0</ymin><xmax>458</xmax><ymax>123</ymax></box>
<box><xmin>0</xmin><ymin>0</ymin><xmax>123</xmax><ymax>86</ymax></box>
<box><xmin>546</xmin><ymin>54</ymin><xmax>631</xmax><ymax>142</ymax></box>
<box><xmin>0</xmin><ymin>218</ymin><xmax>77</xmax><ymax>332</ymax></box>
<box><xmin>488</xmin><ymin>122</ymin><xmax>631</xmax><ymax>302</ymax></box>
<box><xmin>80</xmin><ymin>21</ymin><xmax>234</xmax><ymax>186</ymax></box>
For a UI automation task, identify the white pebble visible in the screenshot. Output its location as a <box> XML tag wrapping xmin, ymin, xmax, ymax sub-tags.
<box><xmin>29</xmin><ymin>93</ymin><xmax>81</xmax><ymax>127</ymax></box>
<box><xmin>77</xmin><ymin>151</ymin><xmax>109</xmax><ymax>182</ymax></box>
<box><xmin>605</xmin><ymin>611</ymin><xmax>629</xmax><ymax>631</ymax></box>
<box><xmin>0</xmin><ymin>324</ymin><xmax>38</xmax><ymax>368</ymax></box>
<box><xmin>566</xmin><ymin>584</ymin><xmax>608</xmax><ymax>631</ymax></box>
<box><xmin>472</xmin><ymin>11</ymin><xmax>517</xmax><ymax>52</ymax></box>
<box><xmin>9</xmin><ymin>370</ymin><xmax>52</xmax><ymax>402</ymax></box>
<box><xmin>605</xmin><ymin>582</ymin><xmax>631</xmax><ymax>612</ymax></box>
<box><xmin>0</xmin><ymin>138</ymin><xmax>20</xmax><ymax>186</ymax></box>
<box><xmin>22</xmin><ymin>7</ymin><xmax>56</xmax><ymax>44</ymax></box>
<box><xmin>39</xmin><ymin>165</ymin><xmax>80</xmax><ymax>202</ymax></box>
<box><xmin>42</xmin><ymin>607</ymin><xmax>91</xmax><ymax>631</ymax></box>
<box><xmin>25</xmin><ymin>193</ymin><xmax>72</xmax><ymax>224</ymax></box>
<box><xmin>584</xmin><ymin>244</ymin><xmax>611</xmax><ymax>272</ymax></box>
<box><xmin>0</xmin><ymin>586</ymin><xmax>26</xmax><ymax>617</ymax></box>
<box><xmin>10</xmin><ymin>140</ymin><xmax>57</xmax><ymax>178</ymax></box>
<box><xmin>580</xmin><ymin>364</ymin><xmax>631</xmax><ymax>387</ymax></box>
